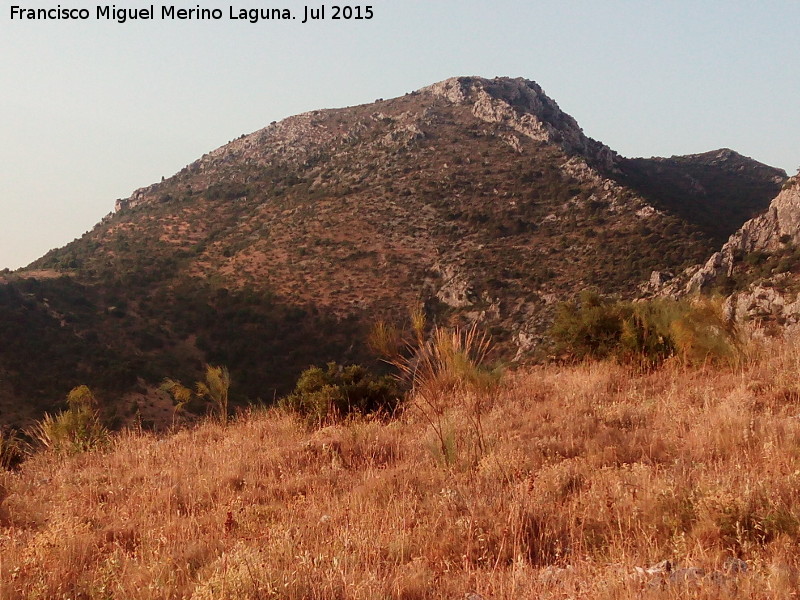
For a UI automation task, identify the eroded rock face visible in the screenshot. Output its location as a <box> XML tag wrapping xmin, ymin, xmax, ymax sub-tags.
<box><xmin>115</xmin><ymin>183</ymin><xmax>163</xmax><ymax>212</ymax></box>
<box><xmin>431</xmin><ymin>262</ymin><xmax>478</xmax><ymax>309</ymax></box>
<box><xmin>677</xmin><ymin>179</ymin><xmax>800</xmax><ymax>294</ymax></box>
<box><xmin>726</xmin><ymin>179</ymin><xmax>800</xmax><ymax>253</ymax></box>
<box><xmin>652</xmin><ymin>178</ymin><xmax>800</xmax><ymax>330</ymax></box>
<box><xmin>421</xmin><ymin>76</ymin><xmax>617</xmax><ymax>171</ymax></box>
<box><xmin>724</xmin><ymin>279</ymin><xmax>800</xmax><ymax>325</ymax></box>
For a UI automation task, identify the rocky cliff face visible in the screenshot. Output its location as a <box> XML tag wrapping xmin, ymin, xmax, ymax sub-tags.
<box><xmin>677</xmin><ymin>178</ymin><xmax>800</xmax><ymax>293</ymax></box>
<box><xmin>655</xmin><ymin>177</ymin><xmax>800</xmax><ymax>328</ymax></box>
<box><xmin>422</xmin><ymin>77</ymin><xmax>618</xmax><ymax>171</ymax></box>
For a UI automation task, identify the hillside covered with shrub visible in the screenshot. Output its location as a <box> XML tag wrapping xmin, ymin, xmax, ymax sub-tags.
<box><xmin>0</xmin><ymin>77</ymin><xmax>786</xmax><ymax>425</ymax></box>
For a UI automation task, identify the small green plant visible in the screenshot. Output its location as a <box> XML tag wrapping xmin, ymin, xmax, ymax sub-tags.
<box><xmin>281</xmin><ymin>362</ymin><xmax>400</xmax><ymax>426</ymax></box>
<box><xmin>160</xmin><ymin>377</ymin><xmax>193</xmax><ymax>426</ymax></box>
<box><xmin>161</xmin><ymin>364</ymin><xmax>231</xmax><ymax>425</ymax></box>
<box><xmin>551</xmin><ymin>291</ymin><xmax>633</xmax><ymax>360</ymax></box>
<box><xmin>29</xmin><ymin>385</ymin><xmax>108</xmax><ymax>454</ymax></box>
<box><xmin>196</xmin><ymin>364</ymin><xmax>231</xmax><ymax>425</ymax></box>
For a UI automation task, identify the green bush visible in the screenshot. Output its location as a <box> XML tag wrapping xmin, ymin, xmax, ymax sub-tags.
<box><xmin>162</xmin><ymin>363</ymin><xmax>231</xmax><ymax>425</ymax></box>
<box><xmin>281</xmin><ymin>362</ymin><xmax>401</xmax><ymax>425</ymax></box>
<box><xmin>29</xmin><ymin>385</ymin><xmax>108</xmax><ymax>454</ymax></box>
<box><xmin>551</xmin><ymin>291</ymin><xmax>738</xmax><ymax>366</ymax></box>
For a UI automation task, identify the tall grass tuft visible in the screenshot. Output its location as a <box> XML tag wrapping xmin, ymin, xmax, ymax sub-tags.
<box><xmin>0</xmin><ymin>427</ymin><xmax>27</xmax><ymax>469</ymax></box>
<box><xmin>367</xmin><ymin>320</ymin><xmax>402</xmax><ymax>359</ymax></box>
<box><xmin>394</xmin><ymin>323</ymin><xmax>501</xmax><ymax>461</ymax></box>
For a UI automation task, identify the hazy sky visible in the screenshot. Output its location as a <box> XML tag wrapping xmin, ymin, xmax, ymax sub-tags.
<box><xmin>1</xmin><ymin>1</ymin><xmax>798</xmax><ymax>269</ymax></box>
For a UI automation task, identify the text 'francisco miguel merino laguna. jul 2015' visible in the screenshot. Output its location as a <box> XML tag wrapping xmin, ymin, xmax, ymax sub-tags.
<box><xmin>9</xmin><ymin>4</ymin><xmax>374</xmax><ymax>24</ymax></box>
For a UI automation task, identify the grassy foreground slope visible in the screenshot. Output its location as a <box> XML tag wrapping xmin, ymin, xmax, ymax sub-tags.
<box><xmin>4</xmin><ymin>341</ymin><xmax>800</xmax><ymax>598</ymax></box>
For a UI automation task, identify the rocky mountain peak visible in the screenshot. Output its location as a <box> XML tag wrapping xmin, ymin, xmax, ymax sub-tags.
<box><xmin>421</xmin><ymin>76</ymin><xmax>553</xmax><ymax>112</ymax></box>
<box><xmin>682</xmin><ymin>148</ymin><xmax>787</xmax><ymax>183</ymax></box>
<box><xmin>116</xmin><ymin>76</ymin><xmax>620</xmax><ymax>214</ymax></box>
<box><xmin>421</xmin><ymin>76</ymin><xmax>617</xmax><ymax>171</ymax></box>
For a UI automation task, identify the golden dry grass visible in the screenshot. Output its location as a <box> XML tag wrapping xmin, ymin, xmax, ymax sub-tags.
<box><xmin>4</xmin><ymin>339</ymin><xmax>800</xmax><ymax>598</ymax></box>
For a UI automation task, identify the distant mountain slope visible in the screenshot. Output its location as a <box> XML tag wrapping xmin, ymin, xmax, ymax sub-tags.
<box><xmin>0</xmin><ymin>76</ymin><xmax>786</xmax><ymax>425</ymax></box>
<box><xmin>617</xmin><ymin>149</ymin><xmax>786</xmax><ymax>244</ymax></box>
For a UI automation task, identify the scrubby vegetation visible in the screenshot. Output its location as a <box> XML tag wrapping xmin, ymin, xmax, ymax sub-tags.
<box><xmin>618</xmin><ymin>151</ymin><xmax>785</xmax><ymax>245</ymax></box>
<box><xmin>5</xmin><ymin>81</ymin><xmax>781</xmax><ymax>423</ymax></box>
<box><xmin>0</xmin><ymin>79</ymin><xmax>793</xmax><ymax>596</ymax></box>
<box><xmin>551</xmin><ymin>292</ymin><xmax>739</xmax><ymax>366</ymax></box>
<box><xmin>4</xmin><ymin>334</ymin><xmax>800</xmax><ymax>597</ymax></box>
<box><xmin>280</xmin><ymin>362</ymin><xmax>400</xmax><ymax>425</ymax></box>
<box><xmin>162</xmin><ymin>364</ymin><xmax>232</xmax><ymax>425</ymax></box>
<box><xmin>26</xmin><ymin>385</ymin><xmax>108</xmax><ymax>455</ymax></box>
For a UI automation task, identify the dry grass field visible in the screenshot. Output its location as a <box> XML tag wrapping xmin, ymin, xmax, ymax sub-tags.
<box><xmin>4</xmin><ymin>337</ymin><xmax>800</xmax><ymax>598</ymax></box>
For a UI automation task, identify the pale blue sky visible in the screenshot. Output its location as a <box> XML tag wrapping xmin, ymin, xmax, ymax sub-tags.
<box><xmin>1</xmin><ymin>1</ymin><xmax>798</xmax><ymax>269</ymax></box>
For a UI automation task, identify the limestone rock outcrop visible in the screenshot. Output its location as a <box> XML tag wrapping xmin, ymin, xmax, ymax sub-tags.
<box><xmin>653</xmin><ymin>177</ymin><xmax>800</xmax><ymax>329</ymax></box>
<box><xmin>682</xmin><ymin>178</ymin><xmax>800</xmax><ymax>294</ymax></box>
<box><xmin>422</xmin><ymin>76</ymin><xmax>618</xmax><ymax>172</ymax></box>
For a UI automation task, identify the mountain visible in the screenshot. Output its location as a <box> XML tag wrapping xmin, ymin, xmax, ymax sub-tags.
<box><xmin>0</xmin><ymin>76</ymin><xmax>786</xmax><ymax>426</ymax></box>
